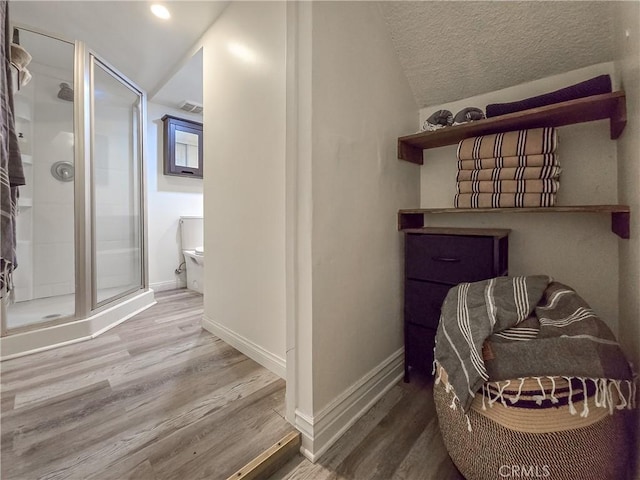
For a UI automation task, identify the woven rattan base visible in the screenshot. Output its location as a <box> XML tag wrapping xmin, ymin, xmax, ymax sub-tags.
<box><xmin>434</xmin><ymin>378</ymin><xmax>632</xmax><ymax>480</ymax></box>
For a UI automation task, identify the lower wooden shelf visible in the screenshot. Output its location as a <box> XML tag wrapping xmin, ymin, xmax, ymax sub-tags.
<box><xmin>398</xmin><ymin>205</ymin><xmax>630</xmax><ymax>239</ymax></box>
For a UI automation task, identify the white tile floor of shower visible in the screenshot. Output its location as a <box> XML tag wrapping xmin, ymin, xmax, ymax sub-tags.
<box><xmin>6</xmin><ymin>287</ymin><xmax>134</xmax><ymax>330</ymax></box>
<box><xmin>6</xmin><ymin>293</ymin><xmax>75</xmax><ymax>330</ymax></box>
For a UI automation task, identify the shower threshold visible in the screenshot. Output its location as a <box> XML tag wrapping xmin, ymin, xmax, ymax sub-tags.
<box><xmin>2</xmin><ymin>289</ymin><xmax>155</xmax><ymax>360</ymax></box>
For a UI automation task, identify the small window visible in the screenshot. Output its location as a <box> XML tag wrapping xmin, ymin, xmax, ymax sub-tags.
<box><xmin>162</xmin><ymin>115</ymin><xmax>203</xmax><ymax>178</ymax></box>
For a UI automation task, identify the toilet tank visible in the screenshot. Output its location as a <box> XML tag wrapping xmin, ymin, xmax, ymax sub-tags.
<box><xmin>180</xmin><ymin>216</ymin><xmax>203</xmax><ymax>251</ymax></box>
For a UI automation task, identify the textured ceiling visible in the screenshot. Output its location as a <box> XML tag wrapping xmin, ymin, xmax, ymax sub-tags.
<box><xmin>10</xmin><ymin>1</ymin><xmax>617</xmax><ymax>111</ymax></box>
<box><xmin>380</xmin><ymin>1</ymin><xmax>616</xmax><ymax>108</ymax></box>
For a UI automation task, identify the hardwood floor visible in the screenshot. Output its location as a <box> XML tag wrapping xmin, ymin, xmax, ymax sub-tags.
<box><xmin>1</xmin><ymin>289</ymin><xmax>294</xmax><ymax>480</ymax></box>
<box><xmin>269</xmin><ymin>373</ymin><xmax>463</xmax><ymax>480</ymax></box>
<box><xmin>2</xmin><ymin>289</ymin><xmax>464</xmax><ymax>480</ymax></box>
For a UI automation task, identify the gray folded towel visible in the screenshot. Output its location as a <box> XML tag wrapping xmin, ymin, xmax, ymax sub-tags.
<box><xmin>452</xmin><ymin>107</ymin><xmax>485</xmax><ymax>126</ymax></box>
<box><xmin>10</xmin><ymin>43</ymin><xmax>32</xmax><ymax>87</ymax></box>
<box><xmin>422</xmin><ymin>109</ymin><xmax>453</xmax><ymax>131</ymax></box>
<box><xmin>10</xmin><ymin>43</ymin><xmax>31</xmax><ymax>69</ymax></box>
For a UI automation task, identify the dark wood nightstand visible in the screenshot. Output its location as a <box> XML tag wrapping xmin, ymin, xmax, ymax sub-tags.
<box><xmin>403</xmin><ymin>227</ymin><xmax>509</xmax><ymax>382</ymax></box>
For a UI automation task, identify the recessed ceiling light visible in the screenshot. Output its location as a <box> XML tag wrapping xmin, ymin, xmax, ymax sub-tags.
<box><xmin>150</xmin><ymin>4</ymin><xmax>171</xmax><ymax>20</ymax></box>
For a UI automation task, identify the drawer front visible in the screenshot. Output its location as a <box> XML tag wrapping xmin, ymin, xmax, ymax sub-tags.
<box><xmin>405</xmin><ymin>323</ymin><xmax>436</xmax><ymax>375</ymax></box>
<box><xmin>405</xmin><ymin>234</ymin><xmax>495</xmax><ymax>284</ymax></box>
<box><xmin>405</xmin><ymin>280</ymin><xmax>451</xmax><ymax>329</ymax></box>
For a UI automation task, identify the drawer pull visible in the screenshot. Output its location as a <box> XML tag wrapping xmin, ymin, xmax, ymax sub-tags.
<box><xmin>431</xmin><ymin>256</ymin><xmax>461</xmax><ymax>263</ymax></box>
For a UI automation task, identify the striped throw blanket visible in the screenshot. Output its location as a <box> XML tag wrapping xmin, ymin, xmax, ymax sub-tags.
<box><xmin>434</xmin><ymin>276</ymin><xmax>635</xmax><ymax>413</ymax></box>
<box><xmin>457</xmin><ymin>127</ymin><xmax>557</xmax><ymax>160</ymax></box>
<box><xmin>454</xmin><ymin>129</ymin><xmax>560</xmax><ymax>209</ymax></box>
<box><xmin>457</xmin><ymin>154</ymin><xmax>558</xmax><ymax>171</ymax></box>
<box><xmin>457</xmin><ymin>180</ymin><xmax>559</xmax><ymax>194</ymax></box>
<box><xmin>456</xmin><ymin>166</ymin><xmax>561</xmax><ymax>182</ymax></box>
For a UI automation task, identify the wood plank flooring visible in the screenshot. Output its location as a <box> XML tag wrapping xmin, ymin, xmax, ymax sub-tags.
<box><xmin>1</xmin><ymin>289</ymin><xmax>294</xmax><ymax>480</ymax></box>
<box><xmin>269</xmin><ymin>373</ymin><xmax>464</xmax><ymax>480</ymax></box>
<box><xmin>2</xmin><ymin>288</ymin><xmax>463</xmax><ymax>480</ymax></box>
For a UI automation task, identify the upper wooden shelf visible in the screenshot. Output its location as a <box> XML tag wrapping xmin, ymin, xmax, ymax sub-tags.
<box><xmin>402</xmin><ymin>226</ymin><xmax>511</xmax><ymax>238</ymax></box>
<box><xmin>398</xmin><ymin>91</ymin><xmax>627</xmax><ymax>164</ymax></box>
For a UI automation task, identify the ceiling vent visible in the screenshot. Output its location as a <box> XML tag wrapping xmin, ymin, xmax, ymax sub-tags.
<box><xmin>178</xmin><ymin>100</ymin><xmax>203</xmax><ymax>114</ymax></box>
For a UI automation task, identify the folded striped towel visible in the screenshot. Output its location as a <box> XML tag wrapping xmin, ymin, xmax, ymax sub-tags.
<box><xmin>456</xmin><ymin>179</ymin><xmax>560</xmax><ymax>194</ymax></box>
<box><xmin>457</xmin><ymin>154</ymin><xmax>558</xmax><ymax>171</ymax></box>
<box><xmin>454</xmin><ymin>193</ymin><xmax>557</xmax><ymax>208</ymax></box>
<box><xmin>456</xmin><ymin>166</ymin><xmax>561</xmax><ymax>182</ymax></box>
<box><xmin>457</xmin><ymin>127</ymin><xmax>557</xmax><ymax>160</ymax></box>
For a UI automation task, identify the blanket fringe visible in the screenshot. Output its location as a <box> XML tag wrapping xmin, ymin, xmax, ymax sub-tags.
<box><xmin>548</xmin><ymin>376</ymin><xmax>559</xmax><ymax>404</ymax></box>
<box><xmin>1</xmin><ymin>261</ymin><xmax>15</xmax><ymax>301</ymax></box>
<box><xmin>533</xmin><ymin>376</ymin><xmax>546</xmax><ymax>405</ymax></box>
<box><xmin>579</xmin><ymin>377</ymin><xmax>589</xmax><ymax>418</ymax></box>
<box><xmin>476</xmin><ymin>375</ymin><xmax>638</xmax><ymax>418</ymax></box>
<box><xmin>509</xmin><ymin>378</ymin><xmax>525</xmax><ymax>404</ymax></box>
<box><xmin>435</xmin><ymin>363</ymin><xmax>637</xmax><ymax>433</ymax></box>
<box><xmin>431</xmin><ymin>343</ymin><xmax>437</xmax><ymax>376</ymax></box>
<box><xmin>565</xmin><ymin>376</ymin><xmax>577</xmax><ymax>415</ymax></box>
<box><xmin>435</xmin><ymin>365</ymin><xmax>443</xmax><ymax>386</ymax></box>
<box><xmin>481</xmin><ymin>384</ymin><xmax>487</xmax><ymax>410</ymax></box>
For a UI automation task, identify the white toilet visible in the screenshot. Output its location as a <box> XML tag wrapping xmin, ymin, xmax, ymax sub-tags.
<box><xmin>180</xmin><ymin>216</ymin><xmax>204</xmax><ymax>294</ymax></box>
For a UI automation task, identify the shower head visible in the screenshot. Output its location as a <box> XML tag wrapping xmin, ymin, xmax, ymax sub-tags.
<box><xmin>57</xmin><ymin>82</ymin><xmax>73</xmax><ymax>102</ymax></box>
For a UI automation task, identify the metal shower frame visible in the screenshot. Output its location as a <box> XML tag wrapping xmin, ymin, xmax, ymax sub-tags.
<box><xmin>1</xmin><ymin>24</ymin><xmax>149</xmax><ymax>337</ymax></box>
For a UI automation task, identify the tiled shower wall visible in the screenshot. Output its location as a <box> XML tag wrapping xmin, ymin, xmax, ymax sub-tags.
<box><xmin>31</xmin><ymin>63</ymin><xmax>75</xmax><ymax>299</ymax></box>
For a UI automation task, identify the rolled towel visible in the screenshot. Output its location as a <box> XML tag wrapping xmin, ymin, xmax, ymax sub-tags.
<box><xmin>457</xmin><ymin>127</ymin><xmax>557</xmax><ymax>160</ymax></box>
<box><xmin>456</xmin><ymin>179</ymin><xmax>560</xmax><ymax>194</ymax></box>
<box><xmin>20</xmin><ymin>68</ymin><xmax>32</xmax><ymax>87</ymax></box>
<box><xmin>452</xmin><ymin>107</ymin><xmax>485</xmax><ymax>126</ymax></box>
<box><xmin>456</xmin><ymin>166</ymin><xmax>562</xmax><ymax>182</ymax></box>
<box><xmin>454</xmin><ymin>193</ymin><xmax>557</xmax><ymax>208</ymax></box>
<box><xmin>422</xmin><ymin>109</ymin><xmax>453</xmax><ymax>131</ymax></box>
<box><xmin>457</xmin><ymin>154</ymin><xmax>558</xmax><ymax>171</ymax></box>
<box><xmin>486</xmin><ymin>75</ymin><xmax>612</xmax><ymax>118</ymax></box>
<box><xmin>10</xmin><ymin>43</ymin><xmax>32</xmax><ymax>70</ymax></box>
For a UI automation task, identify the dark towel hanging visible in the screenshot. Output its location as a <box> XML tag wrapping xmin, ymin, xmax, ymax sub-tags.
<box><xmin>1</xmin><ymin>1</ymin><xmax>26</xmax><ymax>295</ymax></box>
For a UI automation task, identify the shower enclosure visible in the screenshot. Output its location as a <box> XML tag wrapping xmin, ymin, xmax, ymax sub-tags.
<box><xmin>1</xmin><ymin>26</ymin><xmax>152</xmax><ymax>358</ymax></box>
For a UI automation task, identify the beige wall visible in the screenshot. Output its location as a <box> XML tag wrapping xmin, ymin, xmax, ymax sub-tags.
<box><xmin>309</xmin><ymin>0</ymin><xmax>418</xmax><ymax>411</ymax></box>
<box><xmin>199</xmin><ymin>1</ymin><xmax>418</xmax><ymax>458</ymax></box>
<box><xmin>419</xmin><ymin>63</ymin><xmax>621</xmax><ymax>336</ymax></box>
<box><xmin>201</xmin><ymin>1</ymin><xmax>287</xmax><ymax>374</ymax></box>
<box><xmin>613</xmin><ymin>2</ymin><xmax>640</xmax><ymax>479</ymax></box>
<box><xmin>291</xmin><ymin>2</ymin><xmax>418</xmax><ymax>456</ymax></box>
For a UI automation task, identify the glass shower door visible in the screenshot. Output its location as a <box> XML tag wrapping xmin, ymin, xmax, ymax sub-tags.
<box><xmin>5</xmin><ymin>28</ymin><xmax>76</xmax><ymax>332</ymax></box>
<box><xmin>90</xmin><ymin>56</ymin><xmax>144</xmax><ymax>307</ymax></box>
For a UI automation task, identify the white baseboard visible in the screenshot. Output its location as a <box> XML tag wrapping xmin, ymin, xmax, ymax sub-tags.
<box><xmin>149</xmin><ymin>279</ymin><xmax>185</xmax><ymax>292</ymax></box>
<box><xmin>201</xmin><ymin>315</ymin><xmax>286</xmax><ymax>379</ymax></box>
<box><xmin>295</xmin><ymin>348</ymin><xmax>404</xmax><ymax>462</ymax></box>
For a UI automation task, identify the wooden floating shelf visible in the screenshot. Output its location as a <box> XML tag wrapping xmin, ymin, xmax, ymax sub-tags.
<box><xmin>398</xmin><ymin>91</ymin><xmax>627</xmax><ymax>165</ymax></box>
<box><xmin>398</xmin><ymin>205</ymin><xmax>631</xmax><ymax>239</ymax></box>
<box><xmin>401</xmin><ymin>226</ymin><xmax>511</xmax><ymax>238</ymax></box>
